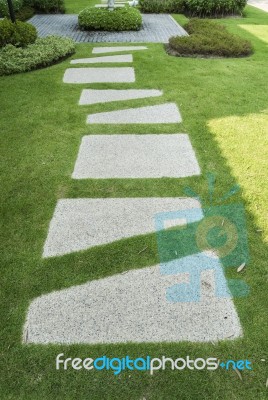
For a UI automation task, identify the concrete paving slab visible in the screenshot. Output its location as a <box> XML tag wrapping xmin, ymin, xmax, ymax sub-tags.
<box><xmin>71</xmin><ymin>55</ymin><xmax>133</xmax><ymax>64</ymax></box>
<box><xmin>43</xmin><ymin>198</ymin><xmax>201</xmax><ymax>257</ymax></box>
<box><xmin>87</xmin><ymin>103</ymin><xmax>182</xmax><ymax>124</ymax></box>
<box><xmin>23</xmin><ymin>256</ymin><xmax>242</xmax><ymax>344</ymax></box>
<box><xmin>92</xmin><ymin>46</ymin><xmax>148</xmax><ymax>53</ymax></box>
<box><xmin>72</xmin><ymin>134</ymin><xmax>200</xmax><ymax>178</ymax></box>
<box><xmin>79</xmin><ymin>89</ymin><xmax>162</xmax><ymax>105</ymax></box>
<box><xmin>63</xmin><ymin>67</ymin><xmax>135</xmax><ymax>83</ymax></box>
<box><xmin>248</xmin><ymin>0</ymin><xmax>268</xmax><ymax>12</ymax></box>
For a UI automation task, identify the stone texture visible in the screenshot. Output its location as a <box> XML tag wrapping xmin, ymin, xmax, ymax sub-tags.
<box><xmin>79</xmin><ymin>89</ymin><xmax>162</xmax><ymax>105</ymax></box>
<box><xmin>87</xmin><ymin>103</ymin><xmax>182</xmax><ymax>124</ymax></box>
<box><xmin>92</xmin><ymin>46</ymin><xmax>148</xmax><ymax>53</ymax></box>
<box><xmin>72</xmin><ymin>134</ymin><xmax>200</xmax><ymax>178</ymax></box>
<box><xmin>23</xmin><ymin>255</ymin><xmax>242</xmax><ymax>344</ymax></box>
<box><xmin>63</xmin><ymin>67</ymin><xmax>135</xmax><ymax>83</ymax></box>
<box><xmin>43</xmin><ymin>198</ymin><xmax>201</xmax><ymax>257</ymax></box>
<box><xmin>71</xmin><ymin>55</ymin><xmax>133</xmax><ymax>64</ymax></box>
<box><xmin>28</xmin><ymin>14</ymin><xmax>187</xmax><ymax>43</ymax></box>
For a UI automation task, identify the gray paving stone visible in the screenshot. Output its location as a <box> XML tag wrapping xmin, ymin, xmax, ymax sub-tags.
<box><xmin>63</xmin><ymin>67</ymin><xmax>135</xmax><ymax>83</ymax></box>
<box><xmin>72</xmin><ymin>134</ymin><xmax>200</xmax><ymax>178</ymax></box>
<box><xmin>87</xmin><ymin>103</ymin><xmax>182</xmax><ymax>124</ymax></box>
<box><xmin>23</xmin><ymin>256</ymin><xmax>242</xmax><ymax>344</ymax></box>
<box><xmin>43</xmin><ymin>197</ymin><xmax>201</xmax><ymax>257</ymax></box>
<box><xmin>79</xmin><ymin>89</ymin><xmax>162</xmax><ymax>105</ymax></box>
<box><xmin>28</xmin><ymin>14</ymin><xmax>187</xmax><ymax>43</ymax></box>
<box><xmin>248</xmin><ymin>0</ymin><xmax>268</xmax><ymax>12</ymax></box>
<box><xmin>71</xmin><ymin>54</ymin><xmax>133</xmax><ymax>64</ymax></box>
<box><xmin>92</xmin><ymin>46</ymin><xmax>148</xmax><ymax>53</ymax></box>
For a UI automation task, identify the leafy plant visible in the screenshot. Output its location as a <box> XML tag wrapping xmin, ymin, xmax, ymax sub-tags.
<box><xmin>139</xmin><ymin>0</ymin><xmax>184</xmax><ymax>13</ymax></box>
<box><xmin>0</xmin><ymin>0</ymin><xmax>23</xmax><ymax>17</ymax></box>
<box><xmin>168</xmin><ymin>19</ymin><xmax>253</xmax><ymax>57</ymax></box>
<box><xmin>78</xmin><ymin>6</ymin><xmax>142</xmax><ymax>31</ymax></box>
<box><xmin>0</xmin><ymin>35</ymin><xmax>75</xmax><ymax>75</ymax></box>
<box><xmin>0</xmin><ymin>18</ymin><xmax>37</xmax><ymax>47</ymax></box>
<box><xmin>183</xmin><ymin>0</ymin><xmax>247</xmax><ymax>17</ymax></box>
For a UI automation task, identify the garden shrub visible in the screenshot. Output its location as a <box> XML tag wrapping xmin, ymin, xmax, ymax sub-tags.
<box><xmin>30</xmin><ymin>0</ymin><xmax>65</xmax><ymax>13</ymax></box>
<box><xmin>0</xmin><ymin>0</ymin><xmax>23</xmax><ymax>17</ymax></box>
<box><xmin>140</xmin><ymin>0</ymin><xmax>184</xmax><ymax>13</ymax></box>
<box><xmin>78</xmin><ymin>6</ymin><xmax>142</xmax><ymax>31</ymax></box>
<box><xmin>0</xmin><ymin>35</ymin><xmax>75</xmax><ymax>75</ymax></box>
<box><xmin>183</xmin><ymin>0</ymin><xmax>247</xmax><ymax>17</ymax></box>
<box><xmin>0</xmin><ymin>18</ymin><xmax>37</xmax><ymax>47</ymax></box>
<box><xmin>168</xmin><ymin>19</ymin><xmax>253</xmax><ymax>57</ymax></box>
<box><xmin>15</xmin><ymin>5</ymin><xmax>35</xmax><ymax>21</ymax></box>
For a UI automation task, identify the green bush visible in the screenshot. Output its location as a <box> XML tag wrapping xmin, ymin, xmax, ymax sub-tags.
<box><xmin>0</xmin><ymin>35</ymin><xmax>75</xmax><ymax>75</ymax></box>
<box><xmin>15</xmin><ymin>5</ymin><xmax>35</xmax><ymax>21</ymax></box>
<box><xmin>183</xmin><ymin>0</ymin><xmax>247</xmax><ymax>17</ymax></box>
<box><xmin>139</xmin><ymin>0</ymin><xmax>184</xmax><ymax>13</ymax></box>
<box><xmin>0</xmin><ymin>18</ymin><xmax>37</xmax><ymax>47</ymax></box>
<box><xmin>78</xmin><ymin>6</ymin><xmax>142</xmax><ymax>31</ymax></box>
<box><xmin>168</xmin><ymin>19</ymin><xmax>253</xmax><ymax>57</ymax></box>
<box><xmin>31</xmin><ymin>0</ymin><xmax>65</xmax><ymax>13</ymax></box>
<box><xmin>0</xmin><ymin>0</ymin><xmax>23</xmax><ymax>17</ymax></box>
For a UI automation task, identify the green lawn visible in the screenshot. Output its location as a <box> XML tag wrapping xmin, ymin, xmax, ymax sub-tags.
<box><xmin>65</xmin><ymin>0</ymin><xmax>98</xmax><ymax>13</ymax></box>
<box><xmin>0</xmin><ymin>5</ymin><xmax>268</xmax><ymax>399</ymax></box>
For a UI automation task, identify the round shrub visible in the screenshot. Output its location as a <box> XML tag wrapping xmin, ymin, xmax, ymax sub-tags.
<box><xmin>168</xmin><ymin>19</ymin><xmax>253</xmax><ymax>57</ymax></box>
<box><xmin>78</xmin><ymin>6</ymin><xmax>142</xmax><ymax>31</ymax></box>
<box><xmin>140</xmin><ymin>0</ymin><xmax>184</xmax><ymax>13</ymax></box>
<box><xmin>0</xmin><ymin>36</ymin><xmax>75</xmax><ymax>75</ymax></box>
<box><xmin>183</xmin><ymin>0</ymin><xmax>247</xmax><ymax>17</ymax></box>
<box><xmin>0</xmin><ymin>18</ymin><xmax>37</xmax><ymax>47</ymax></box>
<box><xmin>0</xmin><ymin>0</ymin><xmax>23</xmax><ymax>17</ymax></box>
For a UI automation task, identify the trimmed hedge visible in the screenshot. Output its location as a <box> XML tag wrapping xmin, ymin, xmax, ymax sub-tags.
<box><xmin>168</xmin><ymin>19</ymin><xmax>253</xmax><ymax>57</ymax></box>
<box><xmin>140</xmin><ymin>0</ymin><xmax>247</xmax><ymax>16</ymax></box>
<box><xmin>30</xmin><ymin>0</ymin><xmax>65</xmax><ymax>13</ymax></box>
<box><xmin>184</xmin><ymin>0</ymin><xmax>247</xmax><ymax>17</ymax></box>
<box><xmin>140</xmin><ymin>0</ymin><xmax>184</xmax><ymax>13</ymax></box>
<box><xmin>0</xmin><ymin>35</ymin><xmax>75</xmax><ymax>75</ymax></box>
<box><xmin>78</xmin><ymin>6</ymin><xmax>142</xmax><ymax>31</ymax></box>
<box><xmin>0</xmin><ymin>18</ymin><xmax>37</xmax><ymax>47</ymax></box>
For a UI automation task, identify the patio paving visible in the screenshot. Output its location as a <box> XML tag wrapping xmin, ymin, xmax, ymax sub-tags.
<box><xmin>28</xmin><ymin>14</ymin><xmax>188</xmax><ymax>43</ymax></box>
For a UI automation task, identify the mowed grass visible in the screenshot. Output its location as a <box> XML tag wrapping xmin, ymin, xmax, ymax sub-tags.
<box><xmin>0</xmin><ymin>6</ymin><xmax>268</xmax><ymax>399</ymax></box>
<box><xmin>65</xmin><ymin>0</ymin><xmax>99</xmax><ymax>13</ymax></box>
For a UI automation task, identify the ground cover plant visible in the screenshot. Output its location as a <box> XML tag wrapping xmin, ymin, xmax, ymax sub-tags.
<box><xmin>0</xmin><ymin>5</ymin><xmax>267</xmax><ymax>399</ymax></box>
<box><xmin>168</xmin><ymin>18</ymin><xmax>253</xmax><ymax>57</ymax></box>
<box><xmin>78</xmin><ymin>6</ymin><xmax>142</xmax><ymax>31</ymax></box>
<box><xmin>0</xmin><ymin>36</ymin><xmax>75</xmax><ymax>75</ymax></box>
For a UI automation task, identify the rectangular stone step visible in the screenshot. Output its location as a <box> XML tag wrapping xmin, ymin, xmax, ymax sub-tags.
<box><xmin>92</xmin><ymin>46</ymin><xmax>148</xmax><ymax>54</ymax></box>
<box><xmin>63</xmin><ymin>67</ymin><xmax>135</xmax><ymax>83</ymax></box>
<box><xmin>87</xmin><ymin>103</ymin><xmax>182</xmax><ymax>124</ymax></box>
<box><xmin>72</xmin><ymin>134</ymin><xmax>200</xmax><ymax>178</ymax></box>
<box><xmin>71</xmin><ymin>55</ymin><xmax>133</xmax><ymax>64</ymax></box>
<box><xmin>79</xmin><ymin>89</ymin><xmax>162</xmax><ymax>105</ymax></box>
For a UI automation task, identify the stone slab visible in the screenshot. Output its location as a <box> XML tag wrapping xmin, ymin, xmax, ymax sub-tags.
<box><xmin>63</xmin><ymin>67</ymin><xmax>135</xmax><ymax>83</ymax></box>
<box><xmin>72</xmin><ymin>134</ymin><xmax>200</xmax><ymax>178</ymax></box>
<box><xmin>87</xmin><ymin>103</ymin><xmax>182</xmax><ymax>124</ymax></box>
<box><xmin>71</xmin><ymin>55</ymin><xmax>133</xmax><ymax>64</ymax></box>
<box><xmin>92</xmin><ymin>46</ymin><xmax>148</xmax><ymax>53</ymax></box>
<box><xmin>95</xmin><ymin>4</ymin><xmax>125</xmax><ymax>7</ymax></box>
<box><xmin>43</xmin><ymin>198</ymin><xmax>201</xmax><ymax>257</ymax></box>
<box><xmin>23</xmin><ymin>255</ymin><xmax>242</xmax><ymax>344</ymax></box>
<box><xmin>248</xmin><ymin>0</ymin><xmax>268</xmax><ymax>12</ymax></box>
<box><xmin>79</xmin><ymin>89</ymin><xmax>162</xmax><ymax>105</ymax></box>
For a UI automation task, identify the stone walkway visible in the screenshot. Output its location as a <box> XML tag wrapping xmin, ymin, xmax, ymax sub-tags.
<box><xmin>23</xmin><ymin>45</ymin><xmax>242</xmax><ymax>344</ymax></box>
<box><xmin>248</xmin><ymin>0</ymin><xmax>268</xmax><ymax>12</ymax></box>
<box><xmin>28</xmin><ymin>14</ymin><xmax>187</xmax><ymax>43</ymax></box>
